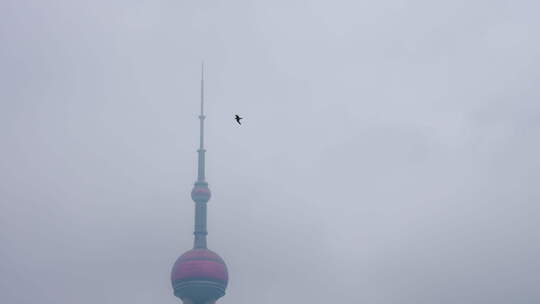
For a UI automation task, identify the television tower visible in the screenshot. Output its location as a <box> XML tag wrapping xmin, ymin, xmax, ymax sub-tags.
<box><xmin>171</xmin><ymin>64</ymin><xmax>229</xmax><ymax>304</ymax></box>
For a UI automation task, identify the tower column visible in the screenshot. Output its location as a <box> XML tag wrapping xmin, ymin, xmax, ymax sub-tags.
<box><xmin>193</xmin><ymin>198</ymin><xmax>208</xmax><ymax>249</ymax></box>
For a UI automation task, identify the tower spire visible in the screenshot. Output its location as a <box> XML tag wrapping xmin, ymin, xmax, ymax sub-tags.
<box><xmin>200</xmin><ymin>61</ymin><xmax>204</xmax><ymax>118</ymax></box>
<box><xmin>197</xmin><ymin>61</ymin><xmax>206</xmax><ymax>181</ymax></box>
<box><xmin>192</xmin><ymin>61</ymin><xmax>210</xmax><ymax>249</ymax></box>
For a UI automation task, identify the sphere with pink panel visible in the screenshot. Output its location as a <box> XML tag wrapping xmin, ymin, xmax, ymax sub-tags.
<box><xmin>171</xmin><ymin>249</ymin><xmax>228</xmax><ymax>303</ymax></box>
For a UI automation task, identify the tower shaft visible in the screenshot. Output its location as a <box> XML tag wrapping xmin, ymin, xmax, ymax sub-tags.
<box><xmin>193</xmin><ymin>193</ymin><xmax>208</xmax><ymax>248</ymax></box>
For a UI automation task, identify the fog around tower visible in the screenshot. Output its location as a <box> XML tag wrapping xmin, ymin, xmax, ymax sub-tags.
<box><xmin>1</xmin><ymin>1</ymin><xmax>539</xmax><ymax>303</ymax></box>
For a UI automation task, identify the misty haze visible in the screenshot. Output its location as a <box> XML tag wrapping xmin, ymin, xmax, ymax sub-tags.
<box><xmin>1</xmin><ymin>1</ymin><xmax>539</xmax><ymax>303</ymax></box>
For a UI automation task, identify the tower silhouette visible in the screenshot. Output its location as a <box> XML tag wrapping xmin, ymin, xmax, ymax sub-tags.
<box><xmin>171</xmin><ymin>64</ymin><xmax>228</xmax><ymax>304</ymax></box>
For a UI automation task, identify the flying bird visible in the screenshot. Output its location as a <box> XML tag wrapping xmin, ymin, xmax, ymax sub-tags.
<box><xmin>235</xmin><ymin>115</ymin><xmax>243</xmax><ymax>125</ymax></box>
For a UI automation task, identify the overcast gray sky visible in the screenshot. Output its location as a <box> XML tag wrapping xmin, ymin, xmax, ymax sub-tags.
<box><xmin>1</xmin><ymin>0</ymin><xmax>540</xmax><ymax>303</ymax></box>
